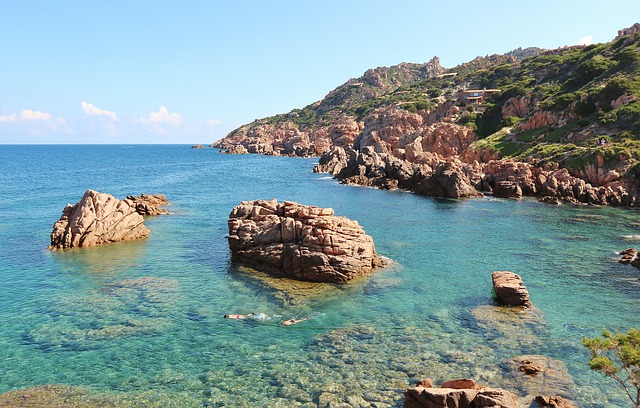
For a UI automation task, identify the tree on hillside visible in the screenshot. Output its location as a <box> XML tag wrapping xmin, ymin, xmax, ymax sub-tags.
<box><xmin>583</xmin><ymin>328</ymin><xmax>640</xmax><ymax>407</ymax></box>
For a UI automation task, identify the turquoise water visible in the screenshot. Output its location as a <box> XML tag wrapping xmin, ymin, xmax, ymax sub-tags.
<box><xmin>1</xmin><ymin>145</ymin><xmax>639</xmax><ymax>407</ymax></box>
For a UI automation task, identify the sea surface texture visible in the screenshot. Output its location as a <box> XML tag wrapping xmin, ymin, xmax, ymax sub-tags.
<box><xmin>1</xmin><ymin>145</ymin><xmax>639</xmax><ymax>407</ymax></box>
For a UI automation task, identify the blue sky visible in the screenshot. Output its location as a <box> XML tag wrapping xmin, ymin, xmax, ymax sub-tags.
<box><xmin>1</xmin><ymin>1</ymin><xmax>639</xmax><ymax>144</ymax></box>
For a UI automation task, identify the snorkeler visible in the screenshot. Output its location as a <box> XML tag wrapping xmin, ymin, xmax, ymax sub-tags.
<box><xmin>224</xmin><ymin>313</ymin><xmax>268</xmax><ymax>320</ymax></box>
<box><xmin>280</xmin><ymin>315</ymin><xmax>313</xmax><ymax>326</ymax></box>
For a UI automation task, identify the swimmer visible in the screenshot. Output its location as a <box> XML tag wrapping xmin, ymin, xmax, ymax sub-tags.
<box><xmin>224</xmin><ymin>313</ymin><xmax>269</xmax><ymax>320</ymax></box>
<box><xmin>280</xmin><ymin>315</ymin><xmax>312</xmax><ymax>326</ymax></box>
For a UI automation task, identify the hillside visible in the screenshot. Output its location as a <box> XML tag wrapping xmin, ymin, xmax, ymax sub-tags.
<box><xmin>213</xmin><ymin>24</ymin><xmax>640</xmax><ymax>205</ymax></box>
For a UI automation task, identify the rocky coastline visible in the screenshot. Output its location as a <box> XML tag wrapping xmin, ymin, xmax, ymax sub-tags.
<box><xmin>215</xmin><ymin>102</ymin><xmax>637</xmax><ymax>206</ymax></box>
<box><xmin>212</xmin><ymin>26</ymin><xmax>640</xmax><ymax>207</ymax></box>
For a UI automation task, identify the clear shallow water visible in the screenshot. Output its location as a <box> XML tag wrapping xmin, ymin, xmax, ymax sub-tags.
<box><xmin>0</xmin><ymin>145</ymin><xmax>639</xmax><ymax>407</ymax></box>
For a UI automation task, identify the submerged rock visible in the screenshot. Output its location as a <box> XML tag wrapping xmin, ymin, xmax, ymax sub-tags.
<box><xmin>227</xmin><ymin>199</ymin><xmax>387</xmax><ymax>283</ymax></box>
<box><xmin>471</xmin><ymin>305</ymin><xmax>546</xmax><ymax>350</ymax></box>
<box><xmin>0</xmin><ymin>385</ymin><xmax>105</xmax><ymax>408</ymax></box>
<box><xmin>492</xmin><ymin>271</ymin><xmax>532</xmax><ymax>307</ymax></box>
<box><xmin>501</xmin><ymin>355</ymin><xmax>576</xmax><ymax>405</ymax></box>
<box><xmin>50</xmin><ymin>190</ymin><xmax>150</xmax><ymax>249</ymax></box>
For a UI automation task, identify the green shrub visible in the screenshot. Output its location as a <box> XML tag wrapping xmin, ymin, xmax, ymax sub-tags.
<box><xmin>501</xmin><ymin>116</ymin><xmax>520</xmax><ymax>127</ymax></box>
<box><xmin>600</xmin><ymin>77</ymin><xmax>640</xmax><ymax>103</ymax></box>
<box><xmin>575</xmin><ymin>55</ymin><xmax>616</xmax><ymax>84</ymax></box>
<box><xmin>554</xmin><ymin>92</ymin><xmax>577</xmax><ymax>110</ymax></box>
<box><xmin>427</xmin><ymin>88</ymin><xmax>442</xmax><ymax>98</ymax></box>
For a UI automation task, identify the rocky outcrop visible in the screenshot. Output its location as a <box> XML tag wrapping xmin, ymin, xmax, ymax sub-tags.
<box><xmin>482</xmin><ymin>159</ymin><xmax>634</xmax><ymax>206</ymax></box>
<box><xmin>315</xmin><ymin>146</ymin><xmax>482</xmax><ymax>199</ymax></box>
<box><xmin>191</xmin><ymin>144</ymin><xmax>204</xmax><ymax>149</ymax></box>
<box><xmin>492</xmin><ymin>271</ymin><xmax>531</xmax><ymax>307</ymax></box>
<box><xmin>50</xmin><ymin>190</ymin><xmax>151</xmax><ymax>249</ymax></box>
<box><xmin>404</xmin><ymin>379</ymin><xmax>518</xmax><ymax>408</ymax></box>
<box><xmin>220</xmin><ymin>144</ymin><xmax>248</xmax><ymax>154</ymax></box>
<box><xmin>227</xmin><ymin>199</ymin><xmax>387</xmax><ymax>283</ymax></box>
<box><xmin>617</xmin><ymin>23</ymin><xmax>640</xmax><ymax>39</ymax></box>
<box><xmin>127</xmin><ymin>194</ymin><xmax>171</xmax><ymax>215</ymax></box>
<box><xmin>619</xmin><ymin>247</ymin><xmax>640</xmax><ymax>270</ymax></box>
<box><xmin>501</xmin><ymin>96</ymin><xmax>532</xmax><ymax>119</ymax></box>
<box><xmin>533</xmin><ymin>395</ymin><xmax>578</xmax><ymax>408</ymax></box>
<box><xmin>519</xmin><ymin>111</ymin><xmax>561</xmax><ymax>131</ymax></box>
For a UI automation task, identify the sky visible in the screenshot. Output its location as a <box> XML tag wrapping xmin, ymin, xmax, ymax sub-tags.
<box><xmin>1</xmin><ymin>1</ymin><xmax>639</xmax><ymax>144</ymax></box>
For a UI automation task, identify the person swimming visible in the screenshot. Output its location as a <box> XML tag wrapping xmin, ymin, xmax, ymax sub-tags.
<box><xmin>280</xmin><ymin>315</ymin><xmax>313</xmax><ymax>326</ymax></box>
<box><xmin>224</xmin><ymin>313</ymin><xmax>268</xmax><ymax>320</ymax></box>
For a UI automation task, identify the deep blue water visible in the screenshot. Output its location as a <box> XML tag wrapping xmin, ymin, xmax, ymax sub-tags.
<box><xmin>0</xmin><ymin>145</ymin><xmax>639</xmax><ymax>407</ymax></box>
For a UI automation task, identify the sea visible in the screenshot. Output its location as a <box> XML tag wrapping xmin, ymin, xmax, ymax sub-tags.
<box><xmin>0</xmin><ymin>144</ymin><xmax>639</xmax><ymax>407</ymax></box>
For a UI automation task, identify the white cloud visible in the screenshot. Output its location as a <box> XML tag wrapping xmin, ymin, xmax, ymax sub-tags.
<box><xmin>81</xmin><ymin>101</ymin><xmax>118</xmax><ymax>121</ymax></box>
<box><xmin>20</xmin><ymin>109</ymin><xmax>53</xmax><ymax>121</ymax></box>
<box><xmin>578</xmin><ymin>35</ymin><xmax>593</xmax><ymax>46</ymax></box>
<box><xmin>140</xmin><ymin>106</ymin><xmax>182</xmax><ymax>125</ymax></box>
<box><xmin>0</xmin><ymin>113</ymin><xmax>16</xmax><ymax>123</ymax></box>
<box><xmin>207</xmin><ymin>119</ymin><xmax>222</xmax><ymax>126</ymax></box>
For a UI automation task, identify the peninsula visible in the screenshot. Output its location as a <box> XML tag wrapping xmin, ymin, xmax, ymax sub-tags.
<box><xmin>213</xmin><ymin>24</ymin><xmax>640</xmax><ymax>206</ymax></box>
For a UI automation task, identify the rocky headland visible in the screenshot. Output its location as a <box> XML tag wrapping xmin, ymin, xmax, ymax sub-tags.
<box><xmin>50</xmin><ymin>190</ymin><xmax>169</xmax><ymax>249</ymax></box>
<box><xmin>212</xmin><ymin>25</ymin><xmax>640</xmax><ymax>206</ymax></box>
<box><xmin>227</xmin><ymin>199</ymin><xmax>387</xmax><ymax>283</ymax></box>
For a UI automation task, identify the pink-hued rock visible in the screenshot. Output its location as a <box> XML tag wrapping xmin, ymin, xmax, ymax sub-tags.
<box><xmin>126</xmin><ymin>193</ymin><xmax>171</xmax><ymax>216</ymax></box>
<box><xmin>227</xmin><ymin>199</ymin><xmax>387</xmax><ymax>283</ymax></box>
<box><xmin>440</xmin><ymin>379</ymin><xmax>479</xmax><ymax>390</ymax></box>
<box><xmin>50</xmin><ymin>190</ymin><xmax>150</xmax><ymax>249</ymax></box>
<box><xmin>403</xmin><ymin>385</ymin><xmax>518</xmax><ymax>408</ymax></box>
<box><xmin>534</xmin><ymin>395</ymin><xmax>578</xmax><ymax>408</ymax></box>
<box><xmin>492</xmin><ymin>271</ymin><xmax>532</xmax><ymax>307</ymax></box>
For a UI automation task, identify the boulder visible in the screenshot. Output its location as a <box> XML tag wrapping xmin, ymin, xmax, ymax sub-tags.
<box><xmin>440</xmin><ymin>379</ymin><xmax>480</xmax><ymax>390</ymax></box>
<box><xmin>403</xmin><ymin>385</ymin><xmax>518</xmax><ymax>408</ymax></box>
<box><xmin>491</xmin><ymin>271</ymin><xmax>532</xmax><ymax>307</ymax></box>
<box><xmin>533</xmin><ymin>395</ymin><xmax>578</xmax><ymax>408</ymax></box>
<box><xmin>50</xmin><ymin>190</ymin><xmax>150</xmax><ymax>249</ymax></box>
<box><xmin>227</xmin><ymin>199</ymin><xmax>387</xmax><ymax>283</ymax></box>
<box><xmin>618</xmin><ymin>247</ymin><xmax>640</xmax><ymax>270</ymax></box>
<box><xmin>126</xmin><ymin>193</ymin><xmax>171</xmax><ymax>215</ymax></box>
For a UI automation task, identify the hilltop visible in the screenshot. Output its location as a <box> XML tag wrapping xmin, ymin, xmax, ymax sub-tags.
<box><xmin>213</xmin><ymin>24</ymin><xmax>640</xmax><ymax>205</ymax></box>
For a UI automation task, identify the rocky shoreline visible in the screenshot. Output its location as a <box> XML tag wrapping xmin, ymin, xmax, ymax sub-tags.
<box><xmin>215</xmin><ymin>104</ymin><xmax>638</xmax><ymax>207</ymax></box>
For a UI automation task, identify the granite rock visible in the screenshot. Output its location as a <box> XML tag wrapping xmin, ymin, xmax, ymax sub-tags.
<box><xmin>492</xmin><ymin>271</ymin><xmax>532</xmax><ymax>307</ymax></box>
<box><xmin>50</xmin><ymin>190</ymin><xmax>150</xmax><ymax>249</ymax></box>
<box><xmin>227</xmin><ymin>199</ymin><xmax>387</xmax><ymax>283</ymax></box>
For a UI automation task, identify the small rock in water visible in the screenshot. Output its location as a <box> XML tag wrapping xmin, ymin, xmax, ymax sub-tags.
<box><xmin>491</xmin><ymin>271</ymin><xmax>532</xmax><ymax>307</ymax></box>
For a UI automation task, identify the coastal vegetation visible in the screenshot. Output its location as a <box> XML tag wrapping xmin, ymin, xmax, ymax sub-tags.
<box><xmin>219</xmin><ymin>31</ymin><xmax>640</xmax><ymax>188</ymax></box>
<box><xmin>583</xmin><ymin>328</ymin><xmax>640</xmax><ymax>408</ymax></box>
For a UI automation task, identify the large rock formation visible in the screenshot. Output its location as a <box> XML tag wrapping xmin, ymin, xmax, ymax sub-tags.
<box><xmin>50</xmin><ymin>190</ymin><xmax>151</xmax><ymax>249</ymax></box>
<box><xmin>227</xmin><ymin>199</ymin><xmax>386</xmax><ymax>283</ymax></box>
<box><xmin>404</xmin><ymin>379</ymin><xmax>519</xmax><ymax>408</ymax></box>
<box><xmin>492</xmin><ymin>271</ymin><xmax>532</xmax><ymax>307</ymax></box>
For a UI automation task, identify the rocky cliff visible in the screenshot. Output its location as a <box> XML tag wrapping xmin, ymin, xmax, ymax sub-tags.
<box><xmin>214</xmin><ymin>24</ymin><xmax>640</xmax><ymax>205</ymax></box>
